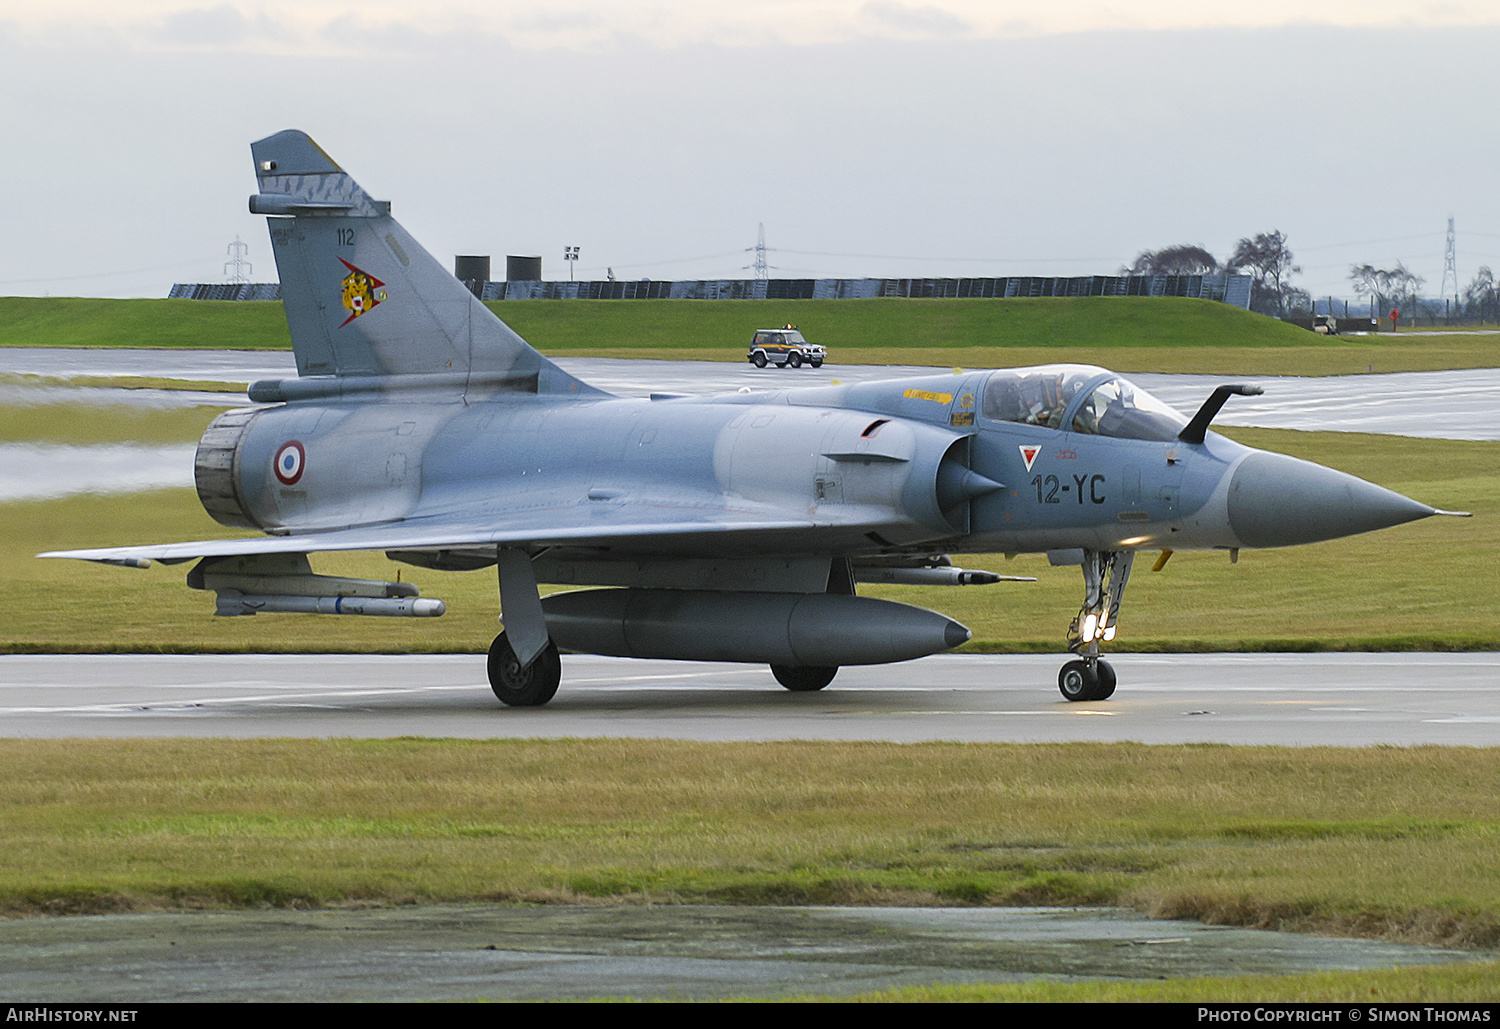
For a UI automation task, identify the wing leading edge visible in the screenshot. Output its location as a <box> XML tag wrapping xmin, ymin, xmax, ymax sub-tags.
<box><xmin>39</xmin><ymin>504</ymin><xmax>829</xmax><ymax>566</ymax></box>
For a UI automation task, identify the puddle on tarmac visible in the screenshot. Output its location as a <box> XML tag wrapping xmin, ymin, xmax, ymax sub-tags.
<box><xmin>0</xmin><ymin>905</ymin><xmax>1483</xmax><ymax>1002</ymax></box>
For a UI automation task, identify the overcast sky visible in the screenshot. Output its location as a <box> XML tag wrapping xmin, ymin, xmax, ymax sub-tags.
<box><xmin>2</xmin><ymin>1</ymin><xmax>1498</xmax><ymax>300</ymax></box>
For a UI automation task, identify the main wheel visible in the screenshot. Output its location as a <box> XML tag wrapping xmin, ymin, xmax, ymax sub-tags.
<box><xmin>787</xmin><ymin>352</ymin><xmax>803</xmax><ymax>368</ymax></box>
<box><xmin>488</xmin><ymin>631</ymin><xmax>561</xmax><ymax>707</ymax></box>
<box><xmin>771</xmin><ymin>664</ymin><xmax>837</xmax><ymax>691</ymax></box>
<box><xmin>752</xmin><ymin>352</ymin><xmax>767</xmax><ymax>368</ymax></box>
<box><xmin>1058</xmin><ymin>659</ymin><xmax>1101</xmax><ymax>702</ymax></box>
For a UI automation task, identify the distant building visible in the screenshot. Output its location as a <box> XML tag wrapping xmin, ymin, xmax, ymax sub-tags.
<box><xmin>169</xmin><ymin>283</ymin><xmax>282</xmax><ymax>300</ymax></box>
<box><xmin>169</xmin><ymin>274</ymin><xmax>1252</xmax><ymax>308</ymax></box>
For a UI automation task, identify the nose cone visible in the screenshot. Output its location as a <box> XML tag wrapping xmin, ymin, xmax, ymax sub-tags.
<box><xmin>1227</xmin><ymin>451</ymin><xmax>1435</xmax><ymax>548</ymax></box>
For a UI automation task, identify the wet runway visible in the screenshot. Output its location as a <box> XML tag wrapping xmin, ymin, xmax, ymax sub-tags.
<box><xmin>0</xmin><ymin>347</ymin><xmax>295</xmax><ymax>384</ymax></box>
<box><xmin>0</xmin><ymin>441</ymin><xmax>197</xmax><ymax>501</ymax></box>
<box><xmin>5</xmin><ymin>349</ymin><xmax>1496</xmax><ymax>503</ymax></box>
<box><xmin>4</xmin><ymin>652</ymin><xmax>1497</xmax><ymax>746</ymax></box>
<box><xmin>5</xmin><ymin>346</ymin><xmax>1500</xmax><ymax>439</ymax></box>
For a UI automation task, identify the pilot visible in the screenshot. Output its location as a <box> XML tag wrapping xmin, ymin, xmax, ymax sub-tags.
<box><xmin>1023</xmin><ymin>373</ymin><xmax>1069</xmax><ymax>428</ymax></box>
<box><xmin>1096</xmin><ymin>390</ymin><xmax>1129</xmax><ymax>436</ymax></box>
<box><xmin>1072</xmin><ymin>384</ymin><xmax>1121</xmax><ymax>435</ymax></box>
<box><xmin>1072</xmin><ymin>395</ymin><xmax>1101</xmax><ymax>435</ymax></box>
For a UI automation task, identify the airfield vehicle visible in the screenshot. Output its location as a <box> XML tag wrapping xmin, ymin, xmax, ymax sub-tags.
<box><xmin>43</xmin><ymin>130</ymin><xmax>1465</xmax><ymax>709</ymax></box>
<box><xmin>748</xmin><ymin>327</ymin><xmax>825</xmax><ymax>368</ymax></box>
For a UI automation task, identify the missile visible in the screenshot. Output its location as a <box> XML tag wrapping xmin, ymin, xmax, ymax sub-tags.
<box><xmin>541</xmin><ymin>588</ymin><xmax>970</xmax><ymax>666</ymax></box>
<box><xmin>214</xmin><ymin>593</ymin><xmax>446</xmax><ymax>617</ymax></box>
<box><xmin>852</xmin><ymin>566</ymin><xmax>1033</xmax><ymax>586</ymax></box>
<box><xmin>189</xmin><ymin>555</ymin><xmax>444</xmax><ymax>617</ymax></box>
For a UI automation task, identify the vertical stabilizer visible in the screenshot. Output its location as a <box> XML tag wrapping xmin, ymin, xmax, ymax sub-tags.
<box><xmin>249</xmin><ymin>130</ymin><xmax>599</xmax><ymax>396</ymax></box>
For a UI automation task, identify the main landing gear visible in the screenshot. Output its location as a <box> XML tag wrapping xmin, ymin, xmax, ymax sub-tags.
<box><xmin>488</xmin><ymin>630</ymin><xmax>561</xmax><ymax>707</ymax></box>
<box><xmin>1059</xmin><ymin>549</ymin><xmax>1133</xmax><ymax>702</ymax></box>
<box><xmin>487</xmin><ymin>638</ymin><xmax>841</xmax><ymax>703</ymax></box>
<box><xmin>771</xmin><ymin>664</ymin><xmax>838</xmax><ymax>691</ymax></box>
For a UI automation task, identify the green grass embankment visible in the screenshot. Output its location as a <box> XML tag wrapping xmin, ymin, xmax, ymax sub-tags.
<box><xmin>0</xmin><ymin>297</ymin><xmax>291</xmax><ymax>350</ymax></box>
<box><xmin>3</xmin><ymin>295</ymin><xmax>1496</xmax><ymax>374</ymax></box>
<box><xmin>499</xmin><ymin>295</ymin><xmax>1499</xmax><ymax>373</ymax></box>
<box><xmin>489</xmin><ymin>295</ymin><xmax>1296</xmax><ymax>350</ymax></box>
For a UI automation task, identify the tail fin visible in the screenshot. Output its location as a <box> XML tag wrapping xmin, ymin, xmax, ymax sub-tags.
<box><xmin>249</xmin><ymin>130</ymin><xmax>599</xmax><ymax>396</ymax></box>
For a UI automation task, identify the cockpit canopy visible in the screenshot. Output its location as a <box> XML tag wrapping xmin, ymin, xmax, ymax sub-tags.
<box><xmin>981</xmin><ymin>364</ymin><xmax>1189</xmax><ymax>442</ymax></box>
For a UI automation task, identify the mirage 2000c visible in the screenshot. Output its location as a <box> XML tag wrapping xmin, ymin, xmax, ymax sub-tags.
<box><xmin>44</xmin><ymin>130</ymin><xmax>1468</xmax><ymax>706</ymax></box>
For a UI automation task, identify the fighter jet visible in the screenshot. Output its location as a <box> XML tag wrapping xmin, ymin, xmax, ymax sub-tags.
<box><xmin>42</xmin><ymin>130</ymin><xmax>1468</xmax><ymax>706</ymax></box>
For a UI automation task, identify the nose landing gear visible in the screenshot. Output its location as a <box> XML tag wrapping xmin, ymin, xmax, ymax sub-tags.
<box><xmin>1059</xmin><ymin>550</ymin><xmax>1132</xmax><ymax>702</ymax></box>
<box><xmin>1058</xmin><ymin>656</ymin><xmax>1116</xmax><ymax>702</ymax></box>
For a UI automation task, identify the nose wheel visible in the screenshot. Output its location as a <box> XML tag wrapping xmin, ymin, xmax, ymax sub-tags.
<box><xmin>1058</xmin><ymin>657</ymin><xmax>1116</xmax><ymax>701</ymax></box>
<box><xmin>1059</xmin><ymin>550</ymin><xmax>1132</xmax><ymax>702</ymax></box>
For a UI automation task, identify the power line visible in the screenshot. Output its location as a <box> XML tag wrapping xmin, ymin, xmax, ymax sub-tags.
<box><xmin>0</xmin><ymin>258</ymin><xmax>210</xmax><ymax>287</ymax></box>
<box><xmin>601</xmin><ymin>250</ymin><xmax>745</xmax><ymax>274</ymax></box>
<box><xmin>1296</xmin><ymin>233</ymin><xmax>1436</xmax><ymax>252</ymax></box>
<box><xmin>777</xmin><ymin>248</ymin><xmax>1122</xmax><ymax>264</ymax></box>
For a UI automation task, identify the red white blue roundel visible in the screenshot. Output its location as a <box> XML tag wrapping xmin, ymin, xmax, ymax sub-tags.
<box><xmin>273</xmin><ymin>440</ymin><xmax>306</xmax><ymax>485</ymax></box>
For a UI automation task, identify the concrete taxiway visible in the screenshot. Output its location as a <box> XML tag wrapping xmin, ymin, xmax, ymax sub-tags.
<box><xmin>3</xmin><ymin>652</ymin><xmax>1497</xmax><ymax>745</ymax></box>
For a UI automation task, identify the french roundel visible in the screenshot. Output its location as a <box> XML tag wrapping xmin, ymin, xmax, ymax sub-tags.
<box><xmin>273</xmin><ymin>440</ymin><xmax>306</xmax><ymax>485</ymax></box>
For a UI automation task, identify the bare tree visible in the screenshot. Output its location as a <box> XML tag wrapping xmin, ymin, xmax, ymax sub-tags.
<box><xmin>1283</xmin><ymin>286</ymin><xmax>1313</xmax><ymax>317</ymax></box>
<box><xmin>1463</xmin><ymin>266</ymin><xmax>1496</xmax><ymax>323</ymax></box>
<box><xmin>1349</xmin><ymin>264</ymin><xmax>1386</xmax><ymax>310</ymax></box>
<box><xmin>1349</xmin><ymin>262</ymin><xmax>1424</xmax><ymax>317</ymax></box>
<box><xmin>1226</xmin><ymin>230</ymin><xmax>1301</xmax><ymax>316</ymax></box>
<box><xmin>1125</xmin><ymin>245</ymin><xmax>1219</xmax><ymax>276</ymax></box>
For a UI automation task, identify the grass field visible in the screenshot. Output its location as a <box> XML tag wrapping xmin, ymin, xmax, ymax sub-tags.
<box><xmin>2</xmin><ymin>740</ymin><xmax>1496</xmax><ymax>940</ymax></box>
<box><xmin>825</xmin><ymin>963</ymin><xmax>1500</xmax><ymax>1003</ymax></box>
<box><xmin>4</xmin><ymin>295</ymin><xmax>1498</xmax><ymax>375</ymax></box>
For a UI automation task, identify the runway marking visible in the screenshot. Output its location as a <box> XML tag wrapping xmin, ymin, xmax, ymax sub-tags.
<box><xmin>0</xmin><ymin>683</ymin><xmax>482</xmax><ymax>714</ymax></box>
<box><xmin>829</xmin><ymin>710</ymin><xmax>1054</xmax><ymax>717</ymax></box>
<box><xmin>563</xmin><ymin>669</ymin><xmax>753</xmax><ymax>685</ymax></box>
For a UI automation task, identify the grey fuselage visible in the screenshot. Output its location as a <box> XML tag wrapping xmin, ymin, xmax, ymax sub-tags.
<box><xmin>202</xmin><ymin>366</ymin><xmax>1270</xmax><ymax>577</ymax></box>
